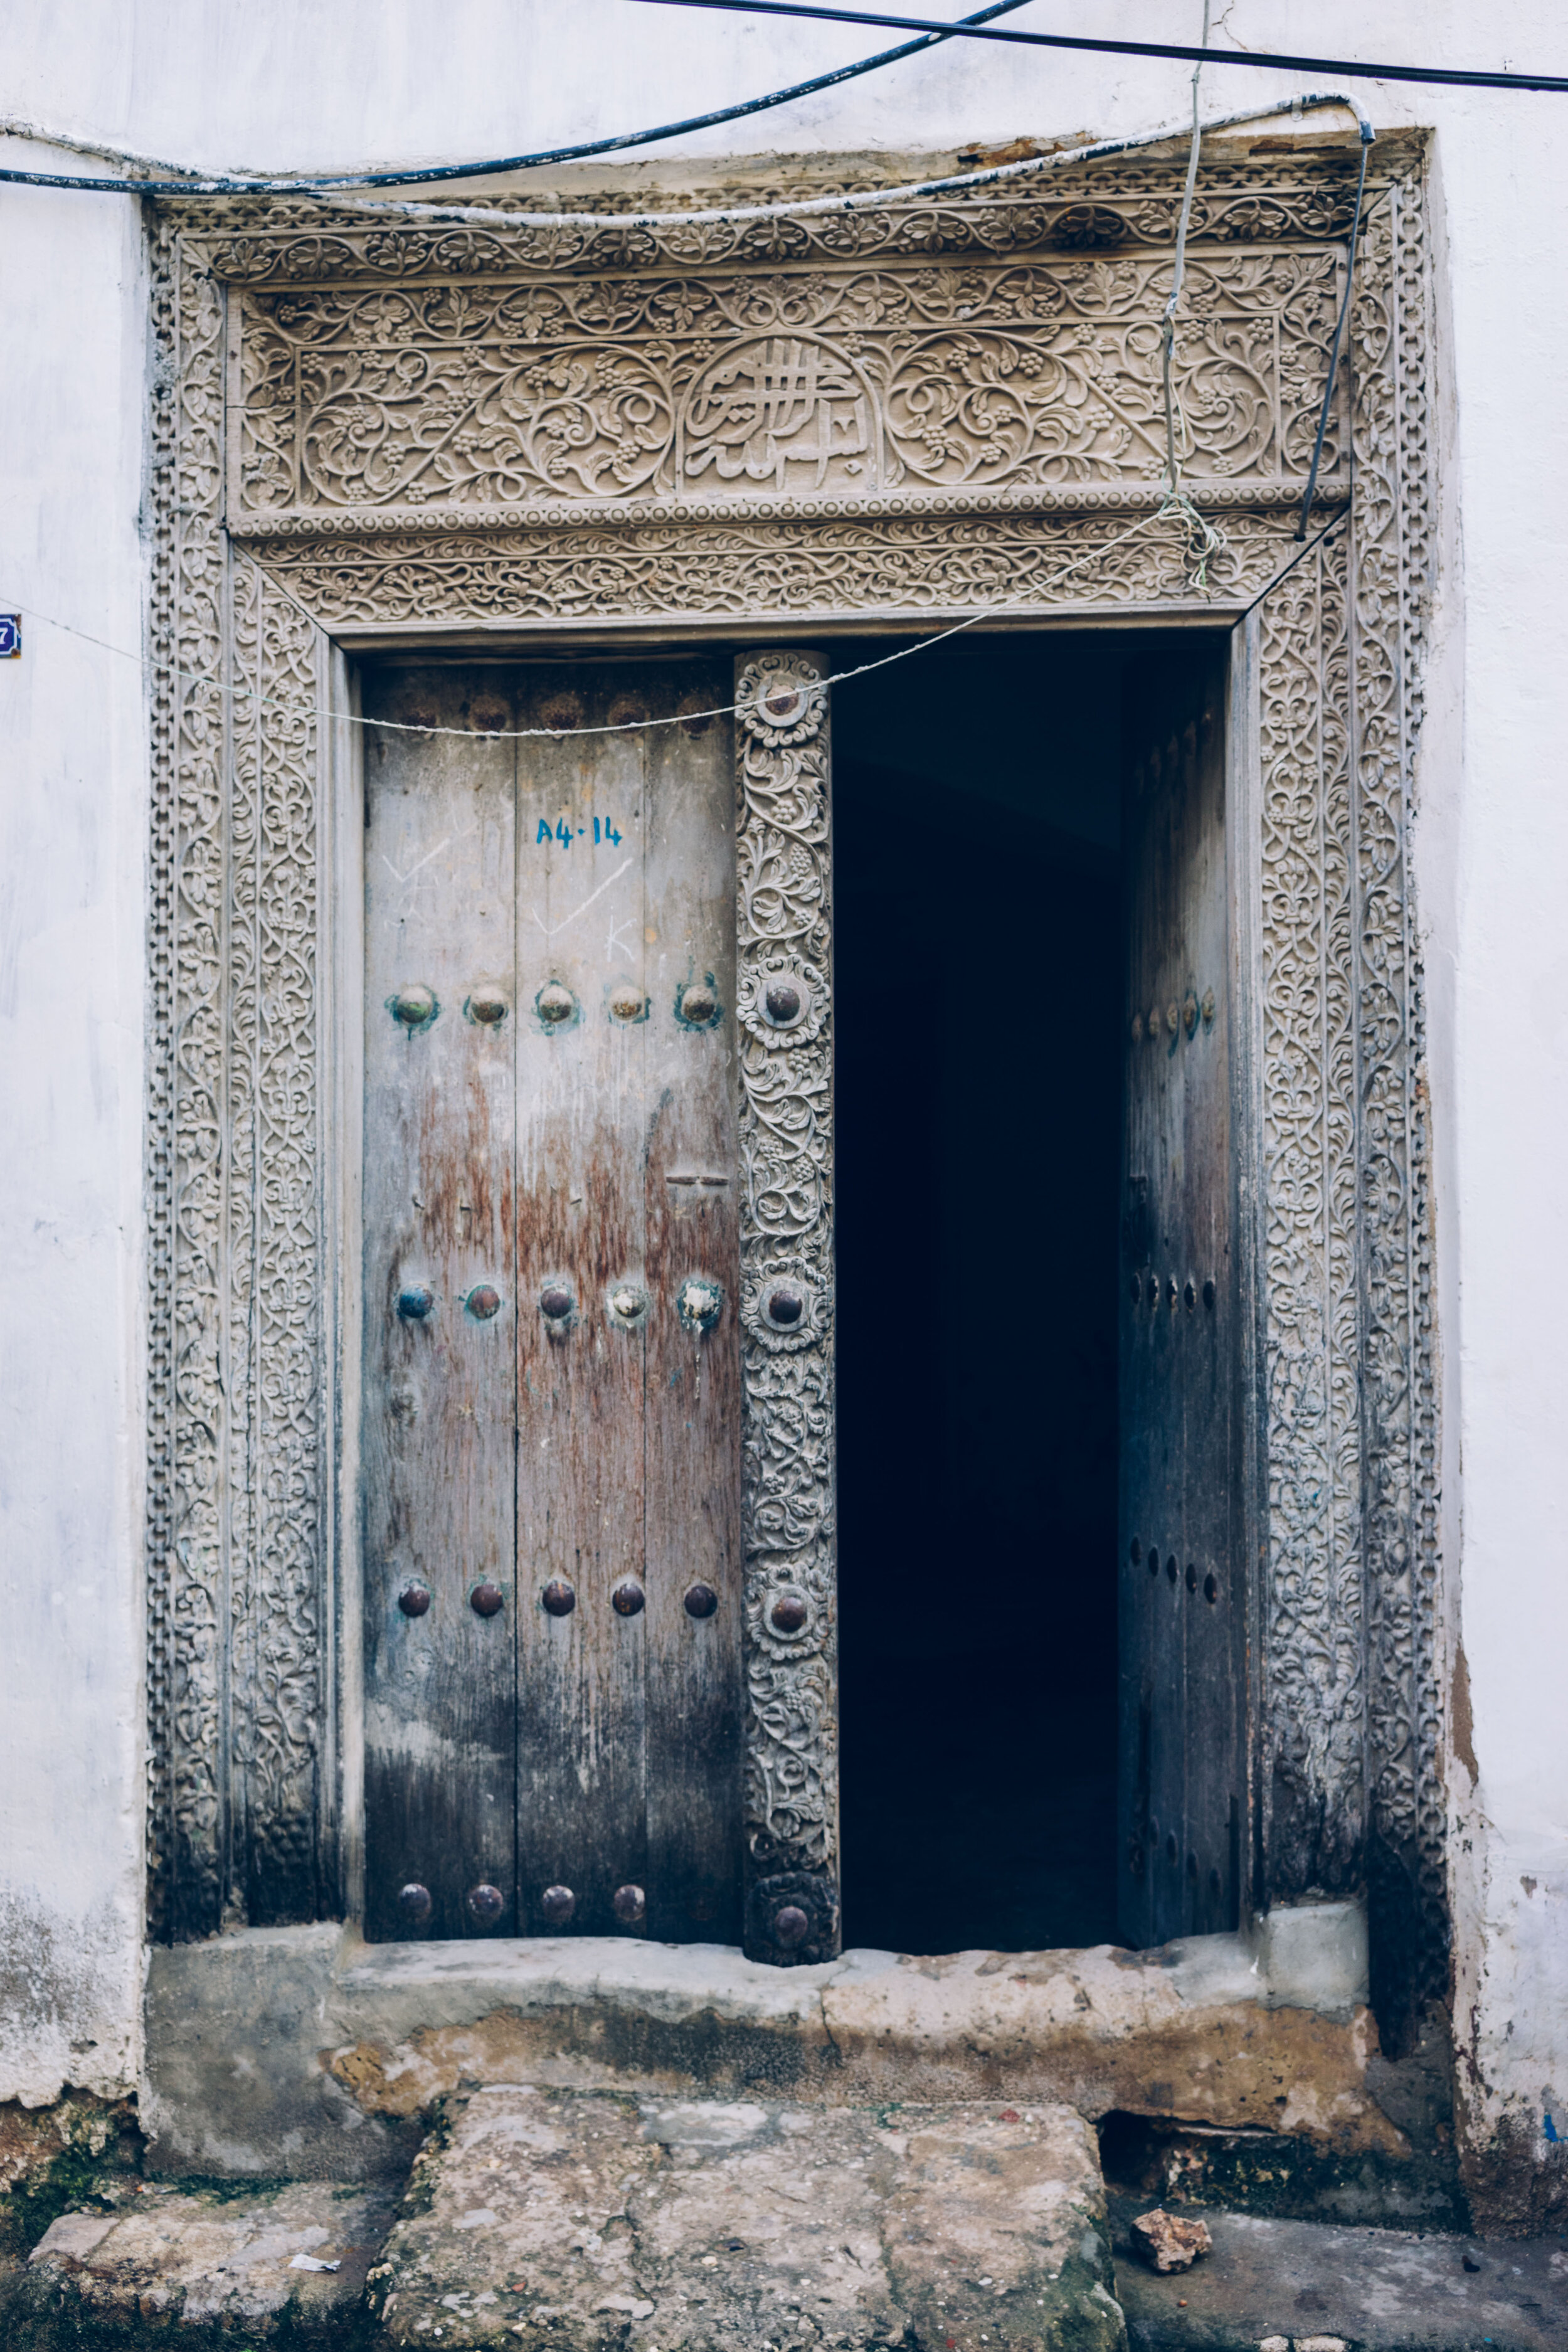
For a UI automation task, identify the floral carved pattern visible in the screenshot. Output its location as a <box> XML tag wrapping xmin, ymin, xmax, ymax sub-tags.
<box><xmin>148</xmin><ymin>146</ymin><xmax>1443</xmax><ymax>2025</ymax></box>
<box><xmin>232</xmin><ymin>247</ymin><xmax>1339</xmax><ymax>517</ymax></box>
<box><xmin>149</xmin><ymin>225</ymin><xmax>330</xmax><ymax>1940</ymax></box>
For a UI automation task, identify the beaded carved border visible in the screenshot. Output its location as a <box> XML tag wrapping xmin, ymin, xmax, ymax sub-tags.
<box><xmin>146</xmin><ymin>150</ymin><xmax>1442</xmax><ymax>2008</ymax></box>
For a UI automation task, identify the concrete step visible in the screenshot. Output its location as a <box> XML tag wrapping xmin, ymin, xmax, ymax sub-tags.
<box><xmin>1107</xmin><ymin>2193</ymin><xmax>1568</xmax><ymax>2352</ymax></box>
<box><xmin>369</xmin><ymin>2085</ymin><xmax>1126</xmax><ymax>2349</ymax></box>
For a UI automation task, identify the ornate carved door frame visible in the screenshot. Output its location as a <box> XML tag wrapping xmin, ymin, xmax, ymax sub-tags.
<box><xmin>146</xmin><ymin>134</ymin><xmax>1443</xmax><ymax>2036</ymax></box>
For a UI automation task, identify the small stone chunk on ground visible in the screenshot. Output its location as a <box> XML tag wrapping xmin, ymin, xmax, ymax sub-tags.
<box><xmin>17</xmin><ymin>2177</ymin><xmax>396</xmax><ymax>2342</ymax></box>
<box><xmin>371</xmin><ymin>2084</ymin><xmax>1126</xmax><ymax>2349</ymax></box>
<box><xmin>1130</xmin><ymin>2206</ymin><xmax>1213</xmax><ymax>2274</ymax></box>
<box><xmin>1111</xmin><ymin>2196</ymin><xmax>1568</xmax><ymax>2352</ymax></box>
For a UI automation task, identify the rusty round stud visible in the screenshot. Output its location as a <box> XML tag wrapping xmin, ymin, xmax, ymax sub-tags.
<box><xmin>1166</xmin><ymin>1831</ymin><xmax>1179</xmax><ymax>1863</ymax></box>
<box><xmin>467</xmin><ymin>1882</ymin><xmax>505</xmax><ymax>1924</ymax></box>
<box><xmin>1185</xmin><ymin>1560</ymin><xmax>1198</xmax><ymax>1593</ymax></box>
<box><xmin>1166</xmin><ymin>1000</ymin><xmax>1180</xmax><ymax>1036</ymax></box>
<box><xmin>1184</xmin><ymin>1279</ymin><xmax>1197</xmax><ymax>1311</ymax></box>
<box><xmin>539</xmin><ymin>1282</ymin><xmax>575</xmax><ymax>1321</ymax></box>
<box><xmin>770</xmin><ymin>1591</ymin><xmax>808</xmax><ymax>1634</ymax></box>
<box><xmin>764</xmin><ymin>1283</ymin><xmax>804</xmax><ymax>1328</ymax></box>
<box><xmin>470</xmin><ymin>1581</ymin><xmax>505</xmax><ymax>1618</ymax></box>
<box><xmin>468</xmin><ymin>984</ymin><xmax>509</xmax><ymax>1026</ymax></box>
<box><xmin>541</xmin><ymin>1579</ymin><xmax>576</xmax><ymax>1618</ymax></box>
<box><xmin>678</xmin><ymin>1278</ymin><xmax>724</xmax><ymax>1333</ymax></box>
<box><xmin>1166</xmin><ymin>1554</ymin><xmax>1179</xmax><ymax>1586</ymax></box>
<box><xmin>608</xmin><ymin>980</ymin><xmax>647</xmax><ymax>1023</ymax></box>
<box><xmin>1148</xmin><ymin>1549</ymin><xmax>1160</xmax><ymax>1577</ymax></box>
<box><xmin>773</xmin><ymin>1903</ymin><xmax>810</xmax><ymax>1948</ymax></box>
<box><xmin>537</xmin><ymin>980</ymin><xmax>576</xmax><ymax>1025</ymax></box>
<box><xmin>1183</xmin><ymin>990</ymin><xmax>1199</xmax><ymax>1038</ymax></box>
<box><xmin>1165</xmin><ymin>1278</ymin><xmax>1179</xmax><ymax>1309</ymax></box>
<box><xmin>608</xmin><ymin>1283</ymin><xmax>647</xmax><ymax>1327</ymax></box>
<box><xmin>763</xmin><ymin>979</ymin><xmax>803</xmax><ymax>1027</ymax></box>
<box><xmin>389</xmin><ymin>984</ymin><xmax>437</xmax><ymax>1029</ymax></box>
<box><xmin>1203</xmin><ymin>1277</ymin><xmax>1216</xmax><ymax>1309</ymax></box>
<box><xmin>612</xmin><ymin>1883</ymin><xmax>647</xmax><ymax>1926</ymax></box>
<box><xmin>540</xmin><ymin>1883</ymin><xmax>576</xmax><ymax>1927</ymax></box>
<box><xmin>467</xmin><ymin>1285</ymin><xmax>502</xmax><ymax>1321</ymax></box>
<box><xmin>398</xmin><ymin>1583</ymin><xmax>431</xmax><ymax>1618</ymax></box>
<box><xmin>763</xmin><ymin>686</ymin><xmax>808</xmax><ymax>726</ymax></box>
<box><xmin>398</xmin><ymin>1285</ymin><xmax>434</xmax><ymax>1321</ymax></box>
<box><xmin>1146</xmin><ymin>1274</ymin><xmax>1159</xmax><ymax>1306</ymax></box>
<box><xmin>1131</xmin><ymin>1012</ymin><xmax>1144</xmax><ymax>1043</ymax></box>
<box><xmin>397</xmin><ymin>1882</ymin><xmax>433</xmax><ymax>1925</ymax></box>
<box><xmin>1204</xmin><ymin>1570</ymin><xmax>1219</xmax><ymax>1604</ymax></box>
<box><xmin>612</xmin><ymin>1579</ymin><xmax>645</xmax><ymax>1618</ymax></box>
<box><xmin>677</xmin><ymin>980</ymin><xmax>719</xmax><ymax>1028</ymax></box>
<box><xmin>684</xmin><ymin>1582</ymin><xmax>718</xmax><ymax>1619</ymax></box>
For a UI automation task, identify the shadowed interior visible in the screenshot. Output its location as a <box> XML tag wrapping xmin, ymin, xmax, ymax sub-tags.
<box><xmin>833</xmin><ymin>630</ymin><xmax>1144</xmax><ymax>1954</ymax></box>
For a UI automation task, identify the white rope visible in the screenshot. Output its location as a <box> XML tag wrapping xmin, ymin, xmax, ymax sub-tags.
<box><xmin>0</xmin><ymin>88</ymin><xmax>1375</xmax><ymax>221</ymax></box>
<box><xmin>303</xmin><ymin>91</ymin><xmax>1372</xmax><ymax>231</ymax></box>
<box><xmin>4</xmin><ymin>499</ymin><xmax>1221</xmax><ymax>746</ymax></box>
<box><xmin>1153</xmin><ymin>0</ymin><xmax>1227</xmax><ymax>593</ymax></box>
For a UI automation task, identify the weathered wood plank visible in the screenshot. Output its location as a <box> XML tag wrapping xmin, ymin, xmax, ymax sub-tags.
<box><xmin>1118</xmin><ymin>644</ymin><xmax>1241</xmax><ymax>1948</ymax></box>
<box><xmin>641</xmin><ymin>669</ymin><xmax>743</xmax><ymax>1944</ymax></box>
<box><xmin>514</xmin><ymin>667</ymin><xmax>650</xmax><ymax>1939</ymax></box>
<box><xmin>361</xmin><ymin>665</ymin><xmax>517</xmax><ymax>1942</ymax></box>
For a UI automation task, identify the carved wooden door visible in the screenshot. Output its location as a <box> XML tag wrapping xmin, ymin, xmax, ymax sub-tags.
<box><xmin>1118</xmin><ymin>644</ymin><xmax>1244</xmax><ymax>1948</ymax></box>
<box><xmin>360</xmin><ymin>660</ymin><xmax>742</xmax><ymax>1943</ymax></box>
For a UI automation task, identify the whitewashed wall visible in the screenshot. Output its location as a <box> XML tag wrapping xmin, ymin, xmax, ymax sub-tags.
<box><xmin>1</xmin><ymin>0</ymin><xmax>1562</xmax><ymax>2206</ymax></box>
<box><xmin>0</xmin><ymin>135</ymin><xmax>147</xmax><ymax>2104</ymax></box>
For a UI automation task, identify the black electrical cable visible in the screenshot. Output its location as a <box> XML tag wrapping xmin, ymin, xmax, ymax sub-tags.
<box><xmin>634</xmin><ymin>0</ymin><xmax>1568</xmax><ymax>97</ymax></box>
<box><xmin>0</xmin><ymin>0</ymin><xmax>1029</xmax><ymax>194</ymax></box>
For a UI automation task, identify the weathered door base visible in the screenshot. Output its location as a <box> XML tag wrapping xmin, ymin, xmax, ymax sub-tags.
<box><xmin>146</xmin><ymin>130</ymin><xmax>1444</xmax><ymax>2050</ymax></box>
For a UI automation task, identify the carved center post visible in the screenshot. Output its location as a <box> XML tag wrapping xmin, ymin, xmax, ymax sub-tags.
<box><xmin>734</xmin><ymin>652</ymin><xmax>839</xmax><ymax>1964</ymax></box>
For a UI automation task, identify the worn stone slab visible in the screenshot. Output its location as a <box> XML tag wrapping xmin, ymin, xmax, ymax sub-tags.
<box><xmin>370</xmin><ymin>2086</ymin><xmax>1125</xmax><ymax>2349</ymax></box>
<box><xmin>145</xmin><ymin>1915</ymin><xmax>1392</xmax><ymax>2186</ymax></box>
<box><xmin>16</xmin><ymin>2176</ymin><xmax>396</xmax><ymax>2343</ymax></box>
<box><xmin>1109</xmin><ymin>2196</ymin><xmax>1568</xmax><ymax>2352</ymax></box>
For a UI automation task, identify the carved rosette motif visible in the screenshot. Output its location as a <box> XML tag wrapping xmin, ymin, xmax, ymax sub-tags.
<box><xmin>146</xmin><ymin>143</ymin><xmax>1444</xmax><ymax>2021</ymax></box>
<box><xmin>733</xmin><ymin>653</ymin><xmax>839</xmax><ymax>1958</ymax></box>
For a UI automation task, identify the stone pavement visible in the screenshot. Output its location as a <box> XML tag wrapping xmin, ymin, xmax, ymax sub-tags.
<box><xmin>8</xmin><ymin>2103</ymin><xmax>1568</xmax><ymax>2348</ymax></box>
<box><xmin>369</xmin><ymin>2087</ymin><xmax>1125</xmax><ymax>2349</ymax></box>
<box><xmin>16</xmin><ymin>2175</ymin><xmax>397</xmax><ymax>2343</ymax></box>
<box><xmin>1107</xmin><ymin>2194</ymin><xmax>1568</xmax><ymax>2352</ymax></box>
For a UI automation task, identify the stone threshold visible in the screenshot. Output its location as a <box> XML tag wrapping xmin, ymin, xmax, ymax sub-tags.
<box><xmin>144</xmin><ymin>1906</ymin><xmax>1377</xmax><ymax>2183</ymax></box>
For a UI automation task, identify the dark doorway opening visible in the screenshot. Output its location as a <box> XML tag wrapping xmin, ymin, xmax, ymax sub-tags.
<box><xmin>834</xmin><ymin>630</ymin><xmax>1147</xmax><ymax>1954</ymax></box>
